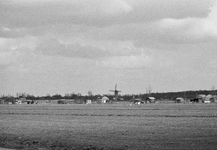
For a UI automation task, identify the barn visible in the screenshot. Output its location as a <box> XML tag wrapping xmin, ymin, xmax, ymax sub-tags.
<box><xmin>146</xmin><ymin>97</ymin><xmax>156</xmax><ymax>103</ymax></box>
<box><xmin>17</xmin><ymin>98</ymin><xmax>27</xmax><ymax>104</ymax></box>
<box><xmin>191</xmin><ymin>94</ymin><xmax>215</xmax><ymax>103</ymax></box>
<box><xmin>175</xmin><ymin>97</ymin><xmax>185</xmax><ymax>103</ymax></box>
<box><xmin>198</xmin><ymin>94</ymin><xmax>206</xmax><ymax>102</ymax></box>
<box><xmin>101</xmin><ymin>96</ymin><xmax>109</xmax><ymax>104</ymax></box>
<box><xmin>16</xmin><ymin>100</ymin><xmax>22</xmax><ymax>104</ymax></box>
<box><xmin>86</xmin><ymin>99</ymin><xmax>92</xmax><ymax>104</ymax></box>
<box><xmin>133</xmin><ymin>99</ymin><xmax>142</xmax><ymax>105</ymax></box>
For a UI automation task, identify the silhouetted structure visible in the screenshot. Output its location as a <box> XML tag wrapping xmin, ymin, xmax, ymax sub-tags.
<box><xmin>109</xmin><ymin>84</ymin><xmax>121</xmax><ymax>101</ymax></box>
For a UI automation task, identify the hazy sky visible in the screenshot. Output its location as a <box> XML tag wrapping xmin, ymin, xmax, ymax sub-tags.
<box><xmin>1</xmin><ymin>0</ymin><xmax>217</xmax><ymax>96</ymax></box>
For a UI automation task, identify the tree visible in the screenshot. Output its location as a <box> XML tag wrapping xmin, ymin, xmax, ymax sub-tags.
<box><xmin>45</xmin><ymin>94</ymin><xmax>51</xmax><ymax>100</ymax></box>
<box><xmin>210</xmin><ymin>85</ymin><xmax>216</xmax><ymax>95</ymax></box>
<box><xmin>88</xmin><ymin>91</ymin><xmax>93</xmax><ymax>96</ymax></box>
<box><xmin>52</xmin><ymin>94</ymin><xmax>62</xmax><ymax>100</ymax></box>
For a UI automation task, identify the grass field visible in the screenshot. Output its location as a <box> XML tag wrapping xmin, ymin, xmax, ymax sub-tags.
<box><xmin>0</xmin><ymin>103</ymin><xmax>217</xmax><ymax>150</ymax></box>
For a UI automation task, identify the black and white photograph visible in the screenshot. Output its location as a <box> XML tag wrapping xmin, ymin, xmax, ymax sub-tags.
<box><xmin>1</xmin><ymin>0</ymin><xmax>217</xmax><ymax>149</ymax></box>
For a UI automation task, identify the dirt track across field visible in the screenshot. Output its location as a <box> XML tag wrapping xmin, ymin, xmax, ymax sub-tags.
<box><xmin>0</xmin><ymin>103</ymin><xmax>217</xmax><ymax>150</ymax></box>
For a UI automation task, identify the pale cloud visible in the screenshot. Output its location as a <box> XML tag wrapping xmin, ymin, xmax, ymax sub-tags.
<box><xmin>0</xmin><ymin>26</ymin><xmax>27</xmax><ymax>38</ymax></box>
<box><xmin>0</xmin><ymin>0</ymin><xmax>213</xmax><ymax>30</ymax></box>
<box><xmin>9</xmin><ymin>0</ymin><xmax>132</xmax><ymax>15</ymax></box>
<box><xmin>159</xmin><ymin>1</ymin><xmax>217</xmax><ymax>41</ymax></box>
<box><xmin>208</xmin><ymin>59</ymin><xmax>217</xmax><ymax>70</ymax></box>
<box><xmin>0</xmin><ymin>36</ymin><xmax>38</xmax><ymax>73</ymax></box>
<box><xmin>82</xmin><ymin>0</ymin><xmax>133</xmax><ymax>16</ymax></box>
<box><xmin>36</xmin><ymin>37</ymin><xmax>110</xmax><ymax>59</ymax></box>
<box><xmin>0</xmin><ymin>52</ymin><xmax>15</xmax><ymax>69</ymax></box>
<box><xmin>98</xmin><ymin>54</ymin><xmax>152</xmax><ymax>69</ymax></box>
<box><xmin>97</xmin><ymin>50</ymin><xmax>175</xmax><ymax>69</ymax></box>
<box><xmin>0</xmin><ymin>36</ymin><xmax>37</xmax><ymax>53</ymax></box>
<box><xmin>0</xmin><ymin>0</ymin><xmax>133</xmax><ymax>28</ymax></box>
<box><xmin>0</xmin><ymin>46</ymin><xmax>37</xmax><ymax>69</ymax></box>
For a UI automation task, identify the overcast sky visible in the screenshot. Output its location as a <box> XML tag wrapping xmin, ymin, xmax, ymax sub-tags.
<box><xmin>1</xmin><ymin>0</ymin><xmax>217</xmax><ymax>96</ymax></box>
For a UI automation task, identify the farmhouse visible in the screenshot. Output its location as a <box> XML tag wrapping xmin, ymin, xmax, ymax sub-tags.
<box><xmin>175</xmin><ymin>97</ymin><xmax>185</xmax><ymax>103</ymax></box>
<box><xmin>204</xmin><ymin>94</ymin><xmax>217</xmax><ymax>103</ymax></box>
<box><xmin>204</xmin><ymin>94</ymin><xmax>212</xmax><ymax>103</ymax></box>
<box><xmin>27</xmin><ymin>100</ymin><xmax>38</xmax><ymax>104</ymax></box>
<box><xmin>133</xmin><ymin>99</ymin><xmax>142</xmax><ymax>105</ymax></box>
<box><xmin>191</xmin><ymin>94</ymin><xmax>217</xmax><ymax>103</ymax></box>
<box><xmin>101</xmin><ymin>96</ymin><xmax>109</xmax><ymax>103</ymax></box>
<box><xmin>16</xmin><ymin>100</ymin><xmax>22</xmax><ymax>104</ymax></box>
<box><xmin>197</xmin><ymin>94</ymin><xmax>206</xmax><ymax>103</ymax></box>
<box><xmin>146</xmin><ymin>97</ymin><xmax>156</xmax><ymax>103</ymax></box>
<box><xmin>86</xmin><ymin>99</ymin><xmax>92</xmax><ymax>104</ymax></box>
<box><xmin>16</xmin><ymin>98</ymin><xmax>28</xmax><ymax>104</ymax></box>
<box><xmin>190</xmin><ymin>94</ymin><xmax>205</xmax><ymax>103</ymax></box>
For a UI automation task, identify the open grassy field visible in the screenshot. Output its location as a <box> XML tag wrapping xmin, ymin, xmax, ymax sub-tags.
<box><xmin>0</xmin><ymin>103</ymin><xmax>217</xmax><ymax>150</ymax></box>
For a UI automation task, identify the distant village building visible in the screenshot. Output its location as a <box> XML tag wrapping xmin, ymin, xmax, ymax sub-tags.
<box><xmin>133</xmin><ymin>99</ymin><xmax>142</xmax><ymax>105</ymax></box>
<box><xmin>190</xmin><ymin>94</ymin><xmax>206</xmax><ymax>103</ymax></box>
<box><xmin>14</xmin><ymin>98</ymin><xmax>37</xmax><ymax>104</ymax></box>
<box><xmin>16</xmin><ymin>98</ymin><xmax>27</xmax><ymax>104</ymax></box>
<box><xmin>101</xmin><ymin>96</ymin><xmax>109</xmax><ymax>104</ymax></box>
<box><xmin>197</xmin><ymin>94</ymin><xmax>206</xmax><ymax>102</ymax></box>
<box><xmin>16</xmin><ymin>100</ymin><xmax>22</xmax><ymax>104</ymax></box>
<box><xmin>175</xmin><ymin>97</ymin><xmax>185</xmax><ymax>103</ymax></box>
<box><xmin>27</xmin><ymin>100</ymin><xmax>37</xmax><ymax>104</ymax></box>
<box><xmin>191</xmin><ymin>94</ymin><xmax>217</xmax><ymax>103</ymax></box>
<box><xmin>86</xmin><ymin>99</ymin><xmax>92</xmax><ymax>104</ymax></box>
<box><xmin>146</xmin><ymin>97</ymin><xmax>156</xmax><ymax>103</ymax></box>
<box><xmin>203</xmin><ymin>94</ymin><xmax>217</xmax><ymax>103</ymax></box>
<box><xmin>204</xmin><ymin>94</ymin><xmax>212</xmax><ymax>103</ymax></box>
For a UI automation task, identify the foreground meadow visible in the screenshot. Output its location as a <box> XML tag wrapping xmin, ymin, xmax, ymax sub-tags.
<box><xmin>0</xmin><ymin>103</ymin><xmax>217</xmax><ymax>150</ymax></box>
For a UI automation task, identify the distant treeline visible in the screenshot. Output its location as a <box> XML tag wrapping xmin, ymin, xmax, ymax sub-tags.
<box><xmin>1</xmin><ymin>90</ymin><xmax>216</xmax><ymax>102</ymax></box>
<box><xmin>140</xmin><ymin>90</ymin><xmax>216</xmax><ymax>100</ymax></box>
